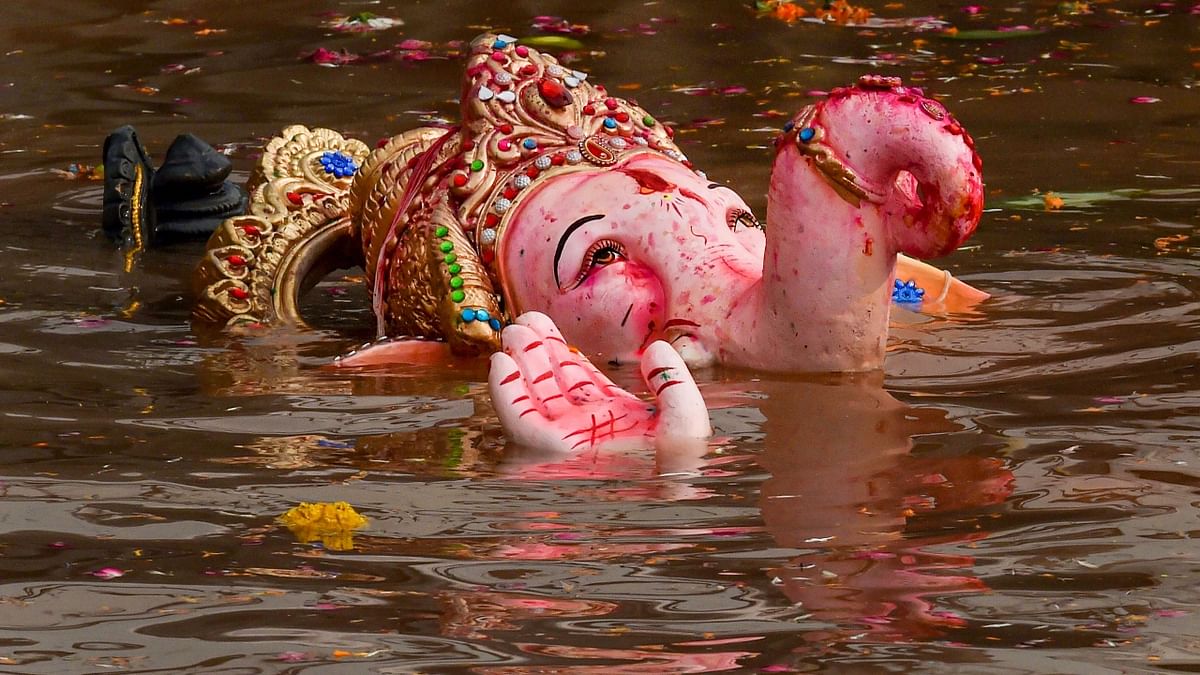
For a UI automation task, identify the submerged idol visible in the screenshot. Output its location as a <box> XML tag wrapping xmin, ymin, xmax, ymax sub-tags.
<box><xmin>105</xmin><ymin>34</ymin><xmax>987</xmax><ymax>452</ymax></box>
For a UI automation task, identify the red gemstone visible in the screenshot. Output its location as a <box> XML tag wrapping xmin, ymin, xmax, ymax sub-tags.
<box><xmin>604</xmin><ymin>98</ymin><xmax>618</xmax><ymax>110</ymax></box>
<box><xmin>503</xmin><ymin>187</ymin><xmax>518</xmax><ymax>199</ymax></box>
<box><xmin>286</xmin><ymin>192</ymin><xmax>303</xmax><ymax>205</ymax></box>
<box><xmin>582</xmin><ymin>104</ymin><xmax>595</xmax><ymax>115</ymax></box>
<box><xmin>481</xmin><ymin>249</ymin><xmax>495</xmax><ymax>263</ymax></box>
<box><xmin>227</xmin><ymin>254</ymin><xmax>246</xmax><ymax>267</ymax></box>
<box><xmin>665</xmin><ymin>125</ymin><xmax>675</xmax><ymax>138</ymax></box>
<box><xmin>520</xmin><ymin>64</ymin><xmax>537</xmax><ymax>76</ymax></box>
<box><xmin>485</xmin><ymin>213</ymin><xmax>499</xmax><ymax>226</ymax></box>
<box><xmin>525</xmin><ymin>166</ymin><xmax>540</xmax><ymax>178</ymax></box>
<box><xmin>537</xmin><ymin>78</ymin><xmax>572</xmax><ymax>108</ymax></box>
<box><xmin>228</xmin><ymin>287</ymin><xmax>249</xmax><ymax>300</ymax></box>
<box><xmin>500</xmin><ymin>123</ymin><xmax>513</xmax><ymax>133</ymax></box>
<box><xmin>376</xmin><ymin>137</ymin><xmax>390</xmax><ymax>149</ymax></box>
<box><xmin>616</xmin><ymin>112</ymin><xmax>630</xmax><ymax>123</ymax></box>
<box><xmin>551</xmin><ymin>153</ymin><xmax>565</xmax><ymax>166</ymax></box>
<box><xmin>582</xmin><ymin>137</ymin><xmax>616</xmax><ymax>164</ymax></box>
<box><xmin>241</xmin><ymin>224</ymin><xmax>261</xmax><ymax>237</ymax></box>
<box><xmin>452</xmin><ymin>173</ymin><xmax>468</xmax><ymax>187</ymax></box>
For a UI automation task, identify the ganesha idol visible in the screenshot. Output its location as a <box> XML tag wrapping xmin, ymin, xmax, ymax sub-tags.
<box><xmin>107</xmin><ymin>34</ymin><xmax>987</xmax><ymax>453</ymax></box>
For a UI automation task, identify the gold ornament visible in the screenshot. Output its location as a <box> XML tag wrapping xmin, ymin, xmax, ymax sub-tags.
<box><xmin>193</xmin><ymin>33</ymin><xmax>698</xmax><ymax>356</ymax></box>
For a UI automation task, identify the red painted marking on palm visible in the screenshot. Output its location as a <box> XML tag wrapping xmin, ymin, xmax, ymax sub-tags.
<box><xmin>488</xmin><ymin>312</ymin><xmax>710</xmax><ymax>452</ymax></box>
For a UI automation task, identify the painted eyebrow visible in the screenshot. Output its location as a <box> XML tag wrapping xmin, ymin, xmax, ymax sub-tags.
<box><xmin>707</xmin><ymin>182</ymin><xmax>735</xmax><ymax>192</ymax></box>
<box><xmin>554</xmin><ymin>214</ymin><xmax>605</xmax><ymax>287</ymax></box>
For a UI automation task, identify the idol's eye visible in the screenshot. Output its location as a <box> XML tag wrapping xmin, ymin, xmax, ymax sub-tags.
<box><xmin>727</xmin><ymin>208</ymin><xmax>762</xmax><ymax>231</ymax></box>
<box><xmin>568</xmin><ymin>238</ymin><xmax>626</xmax><ymax>289</ymax></box>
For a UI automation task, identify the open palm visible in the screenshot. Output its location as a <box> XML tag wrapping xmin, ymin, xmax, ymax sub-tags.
<box><xmin>488</xmin><ymin>313</ymin><xmax>711</xmax><ymax>453</ymax></box>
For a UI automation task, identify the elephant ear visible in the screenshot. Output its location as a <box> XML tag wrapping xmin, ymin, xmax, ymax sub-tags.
<box><xmin>377</xmin><ymin>196</ymin><xmax>504</xmax><ymax>356</ymax></box>
<box><xmin>191</xmin><ymin>125</ymin><xmax>371</xmax><ymax>328</ymax></box>
<box><xmin>349</xmin><ymin>125</ymin><xmax>506</xmax><ymax>355</ymax></box>
<box><xmin>428</xmin><ymin>199</ymin><xmax>504</xmax><ymax>355</ymax></box>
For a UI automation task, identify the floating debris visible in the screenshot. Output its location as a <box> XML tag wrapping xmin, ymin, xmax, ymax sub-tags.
<box><xmin>278</xmin><ymin>501</ymin><xmax>368</xmax><ymax>551</ymax></box>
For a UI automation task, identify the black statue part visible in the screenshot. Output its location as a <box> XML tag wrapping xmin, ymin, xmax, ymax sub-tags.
<box><xmin>101</xmin><ymin>126</ymin><xmax>248</xmax><ymax>246</ymax></box>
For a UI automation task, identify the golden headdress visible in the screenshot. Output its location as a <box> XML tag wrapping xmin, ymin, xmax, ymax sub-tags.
<box><xmin>194</xmin><ymin>33</ymin><xmax>693</xmax><ymax>356</ymax></box>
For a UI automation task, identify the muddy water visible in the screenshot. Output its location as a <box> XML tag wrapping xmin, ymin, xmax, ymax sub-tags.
<box><xmin>1</xmin><ymin>1</ymin><xmax>1198</xmax><ymax>672</ymax></box>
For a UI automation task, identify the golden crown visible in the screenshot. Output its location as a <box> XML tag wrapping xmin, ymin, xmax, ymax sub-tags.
<box><xmin>195</xmin><ymin>34</ymin><xmax>697</xmax><ymax>356</ymax></box>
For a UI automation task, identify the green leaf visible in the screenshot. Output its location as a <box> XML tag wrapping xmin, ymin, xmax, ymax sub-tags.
<box><xmin>939</xmin><ymin>29</ymin><xmax>1049</xmax><ymax>40</ymax></box>
<box><xmin>998</xmin><ymin>188</ymin><xmax>1200</xmax><ymax>211</ymax></box>
<box><xmin>518</xmin><ymin>36</ymin><xmax>587</xmax><ymax>51</ymax></box>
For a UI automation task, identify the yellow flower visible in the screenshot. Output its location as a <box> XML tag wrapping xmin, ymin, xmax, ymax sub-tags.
<box><xmin>278</xmin><ymin>501</ymin><xmax>368</xmax><ymax>551</ymax></box>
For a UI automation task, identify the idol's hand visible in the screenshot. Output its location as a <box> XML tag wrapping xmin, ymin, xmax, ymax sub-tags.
<box><xmin>488</xmin><ymin>312</ymin><xmax>710</xmax><ymax>453</ymax></box>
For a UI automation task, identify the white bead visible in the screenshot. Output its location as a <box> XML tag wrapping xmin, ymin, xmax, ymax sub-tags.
<box><xmin>565</xmin><ymin>150</ymin><xmax>582</xmax><ymax>164</ymax></box>
<box><xmin>514</xmin><ymin>175</ymin><xmax>531</xmax><ymax>189</ymax></box>
<box><xmin>477</xmin><ymin>87</ymin><xmax>494</xmax><ymax>101</ymax></box>
<box><xmin>535</xmin><ymin>156</ymin><xmax>552</xmax><ymax>169</ymax></box>
<box><xmin>480</xmin><ymin>228</ymin><xmax>497</xmax><ymax>244</ymax></box>
<box><xmin>494</xmin><ymin>198</ymin><xmax>512</xmax><ymax>213</ymax></box>
<box><xmin>496</xmin><ymin>90</ymin><xmax>516</xmax><ymax>103</ymax></box>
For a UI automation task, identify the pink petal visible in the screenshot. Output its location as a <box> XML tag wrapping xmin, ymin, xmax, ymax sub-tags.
<box><xmin>1130</xmin><ymin>96</ymin><xmax>1161</xmax><ymax>104</ymax></box>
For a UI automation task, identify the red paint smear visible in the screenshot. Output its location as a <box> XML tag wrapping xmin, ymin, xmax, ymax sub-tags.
<box><xmin>621</xmin><ymin>167</ymin><xmax>676</xmax><ymax>195</ymax></box>
<box><xmin>678</xmin><ymin>186</ymin><xmax>706</xmax><ymax>205</ymax></box>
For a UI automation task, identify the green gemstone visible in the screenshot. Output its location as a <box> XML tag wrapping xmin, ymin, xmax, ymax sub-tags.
<box><xmin>435</xmin><ymin>225</ymin><xmax>449</xmax><ymax>237</ymax></box>
<box><xmin>439</xmin><ymin>241</ymin><xmax>454</xmax><ymax>253</ymax></box>
<box><xmin>449</xmin><ymin>276</ymin><xmax>464</xmax><ymax>289</ymax></box>
<box><xmin>470</xmin><ymin>159</ymin><xmax>484</xmax><ymax>172</ymax></box>
<box><xmin>444</xmin><ymin>252</ymin><xmax>457</xmax><ymax>264</ymax></box>
<box><xmin>450</xmin><ymin>290</ymin><xmax>465</xmax><ymax>303</ymax></box>
<box><xmin>448</xmin><ymin>263</ymin><xmax>462</xmax><ymax>274</ymax></box>
<box><xmin>643</xmin><ymin>115</ymin><xmax>656</xmax><ymax>126</ymax></box>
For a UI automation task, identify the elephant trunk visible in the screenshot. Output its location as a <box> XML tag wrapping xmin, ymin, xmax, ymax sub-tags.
<box><xmin>717</xmin><ymin>78</ymin><xmax>983</xmax><ymax>372</ymax></box>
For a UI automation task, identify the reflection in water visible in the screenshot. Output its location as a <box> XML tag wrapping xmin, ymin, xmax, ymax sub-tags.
<box><xmin>367</xmin><ymin>376</ymin><xmax>1016</xmax><ymax>670</ymax></box>
<box><xmin>755</xmin><ymin>378</ymin><xmax>1012</xmax><ymax>652</ymax></box>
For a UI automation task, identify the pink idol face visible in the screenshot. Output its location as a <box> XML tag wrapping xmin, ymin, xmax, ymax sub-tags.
<box><xmin>499</xmin><ymin>153</ymin><xmax>765</xmax><ymax>364</ymax></box>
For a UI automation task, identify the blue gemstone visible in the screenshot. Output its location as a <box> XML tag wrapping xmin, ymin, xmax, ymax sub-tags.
<box><xmin>603</xmin><ymin>117</ymin><xmax>618</xmax><ymax>130</ymax></box>
<box><xmin>319</xmin><ymin>151</ymin><xmax>357</xmax><ymax>177</ymax></box>
<box><xmin>489</xmin><ymin>318</ymin><xmax>502</xmax><ymax>331</ymax></box>
<box><xmin>799</xmin><ymin>127</ymin><xmax>816</xmax><ymax>143</ymax></box>
<box><xmin>461</xmin><ymin>308</ymin><xmax>477</xmax><ymax>322</ymax></box>
<box><xmin>493</xmin><ymin>40</ymin><xmax>506</xmax><ymax>49</ymax></box>
<box><xmin>892</xmin><ymin>279</ymin><xmax>925</xmax><ymax>304</ymax></box>
<box><xmin>782</xmin><ymin>120</ymin><xmax>795</xmax><ymax>133</ymax></box>
<box><xmin>522</xmin><ymin>138</ymin><xmax>537</xmax><ymax>150</ymax></box>
<box><xmin>476</xmin><ymin>309</ymin><xmax>490</xmax><ymax>322</ymax></box>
